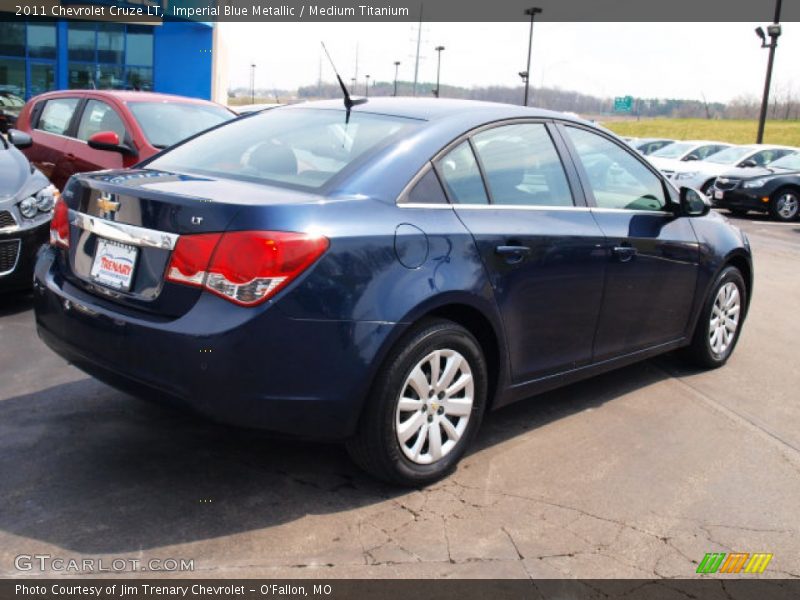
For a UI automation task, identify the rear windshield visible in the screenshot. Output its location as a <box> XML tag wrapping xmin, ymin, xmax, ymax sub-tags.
<box><xmin>128</xmin><ymin>101</ymin><xmax>234</xmax><ymax>149</ymax></box>
<box><xmin>145</xmin><ymin>108</ymin><xmax>421</xmax><ymax>190</ymax></box>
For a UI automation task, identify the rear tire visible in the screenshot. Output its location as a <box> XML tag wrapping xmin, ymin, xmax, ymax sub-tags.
<box><xmin>346</xmin><ymin>318</ymin><xmax>487</xmax><ymax>486</ymax></box>
<box><xmin>769</xmin><ymin>188</ymin><xmax>800</xmax><ymax>222</ymax></box>
<box><xmin>684</xmin><ymin>266</ymin><xmax>747</xmax><ymax>369</ymax></box>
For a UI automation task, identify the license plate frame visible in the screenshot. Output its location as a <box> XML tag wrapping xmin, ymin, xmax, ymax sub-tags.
<box><xmin>90</xmin><ymin>238</ymin><xmax>139</xmax><ymax>292</ymax></box>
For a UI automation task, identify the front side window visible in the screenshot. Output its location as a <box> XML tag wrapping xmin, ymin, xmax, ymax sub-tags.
<box><xmin>472</xmin><ymin>123</ymin><xmax>573</xmax><ymax>207</ymax></box>
<box><xmin>751</xmin><ymin>148</ymin><xmax>792</xmax><ymax>166</ymax></box>
<box><xmin>435</xmin><ymin>141</ymin><xmax>488</xmax><ymax>205</ymax></box>
<box><xmin>565</xmin><ymin>126</ymin><xmax>666</xmax><ymax>211</ymax></box>
<box><xmin>146</xmin><ymin>108</ymin><xmax>417</xmax><ymax>189</ymax></box>
<box><xmin>37</xmin><ymin>98</ymin><xmax>80</xmax><ymax>136</ymax></box>
<box><xmin>77</xmin><ymin>100</ymin><xmax>127</xmax><ymax>142</ymax></box>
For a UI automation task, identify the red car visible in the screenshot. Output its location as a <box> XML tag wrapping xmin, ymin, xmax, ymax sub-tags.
<box><xmin>14</xmin><ymin>90</ymin><xmax>235</xmax><ymax>190</ymax></box>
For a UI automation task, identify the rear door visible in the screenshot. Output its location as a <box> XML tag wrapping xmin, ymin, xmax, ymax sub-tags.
<box><xmin>435</xmin><ymin>121</ymin><xmax>607</xmax><ymax>382</ymax></box>
<box><xmin>28</xmin><ymin>96</ymin><xmax>80</xmax><ymax>186</ymax></box>
<box><xmin>558</xmin><ymin>124</ymin><xmax>700</xmax><ymax>361</ymax></box>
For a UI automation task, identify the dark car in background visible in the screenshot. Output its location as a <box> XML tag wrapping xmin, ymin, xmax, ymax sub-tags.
<box><xmin>33</xmin><ymin>99</ymin><xmax>753</xmax><ymax>485</ymax></box>
<box><xmin>0</xmin><ymin>130</ymin><xmax>57</xmax><ymax>292</ymax></box>
<box><xmin>711</xmin><ymin>152</ymin><xmax>800</xmax><ymax>221</ymax></box>
<box><xmin>14</xmin><ymin>90</ymin><xmax>235</xmax><ymax>190</ymax></box>
<box><xmin>628</xmin><ymin>137</ymin><xmax>675</xmax><ymax>156</ymax></box>
<box><xmin>0</xmin><ymin>91</ymin><xmax>25</xmax><ymax>133</ymax></box>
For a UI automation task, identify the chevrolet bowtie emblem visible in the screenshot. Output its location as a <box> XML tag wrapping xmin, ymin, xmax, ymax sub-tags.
<box><xmin>97</xmin><ymin>193</ymin><xmax>120</xmax><ymax>214</ymax></box>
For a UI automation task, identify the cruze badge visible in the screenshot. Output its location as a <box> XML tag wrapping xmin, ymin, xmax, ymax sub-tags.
<box><xmin>97</xmin><ymin>192</ymin><xmax>120</xmax><ymax>214</ymax></box>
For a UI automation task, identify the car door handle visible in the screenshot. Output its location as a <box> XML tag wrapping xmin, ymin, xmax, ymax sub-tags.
<box><xmin>612</xmin><ymin>245</ymin><xmax>638</xmax><ymax>262</ymax></box>
<box><xmin>495</xmin><ymin>245</ymin><xmax>531</xmax><ymax>264</ymax></box>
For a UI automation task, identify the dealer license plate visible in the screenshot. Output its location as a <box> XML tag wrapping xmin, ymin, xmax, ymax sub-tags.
<box><xmin>90</xmin><ymin>238</ymin><xmax>138</xmax><ymax>291</ymax></box>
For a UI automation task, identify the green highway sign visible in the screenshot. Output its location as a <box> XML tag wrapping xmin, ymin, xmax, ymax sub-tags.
<box><xmin>614</xmin><ymin>96</ymin><xmax>634</xmax><ymax>113</ymax></box>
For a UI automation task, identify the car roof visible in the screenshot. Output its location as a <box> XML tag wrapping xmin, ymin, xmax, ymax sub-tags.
<box><xmin>282</xmin><ymin>97</ymin><xmax>583</xmax><ymax>123</ymax></box>
<box><xmin>27</xmin><ymin>89</ymin><xmax>228</xmax><ymax>108</ymax></box>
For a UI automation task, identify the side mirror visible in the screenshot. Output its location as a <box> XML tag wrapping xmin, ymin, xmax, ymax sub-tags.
<box><xmin>7</xmin><ymin>129</ymin><xmax>32</xmax><ymax>150</ymax></box>
<box><xmin>87</xmin><ymin>131</ymin><xmax>137</xmax><ymax>156</ymax></box>
<box><xmin>683</xmin><ymin>154</ymin><xmax>700</xmax><ymax>162</ymax></box>
<box><xmin>739</xmin><ymin>159</ymin><xmax>758</xmax><ymax>168</ymax></box>
<box><xmin>679</xmin><ymin>186</ymin><xmax>711</xmax><ymax>217</ymax></box>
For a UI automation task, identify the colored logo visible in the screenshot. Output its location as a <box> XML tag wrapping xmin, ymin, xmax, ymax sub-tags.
<box><xmin>696</xmin><ymin>552</ymin><xmax>773</xmax><ymax>574</ymax></box>
<box><xmin>97</xmin><ymin>192</ymin><xmax>120</xmax><ymax>214</ymax></box>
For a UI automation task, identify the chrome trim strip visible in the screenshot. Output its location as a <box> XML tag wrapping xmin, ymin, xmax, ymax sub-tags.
<box><xmin>0</xmin><ymin>239</ymin><xmax>22</xmax><ymax>277</ymax></box>
<box><xmin>399</xmin><ymin>203</ymin><xmax>674</xmax><ymax>216</ymax></box>
<box><xmin>70</xmin><ymin>211</ymin><xmax>179</xmax><ymax>250</ymax></box>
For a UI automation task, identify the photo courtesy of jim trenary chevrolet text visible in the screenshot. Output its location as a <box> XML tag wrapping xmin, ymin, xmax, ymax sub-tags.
<box><xmin>1</xmin><ymin>0</ymin><xmax>799</xmax><ymax>598</ymax></box>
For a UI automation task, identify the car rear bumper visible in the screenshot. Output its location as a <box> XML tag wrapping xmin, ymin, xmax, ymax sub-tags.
<box><xmin>1</xmin><ymin>220</ymin><xmax>49</xmax><ymax>292</ymax></box>
<box><xmin>712</xmin><ymin>189</ymin><xmax>770</xmax><ymax>213</ymax></box>
<box><xmin>33</xmin><ymin>247</ymin><xmax>396</xmax><ymax>440</ymax></box>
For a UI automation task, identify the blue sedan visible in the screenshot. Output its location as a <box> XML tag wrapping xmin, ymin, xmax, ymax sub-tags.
<box><xmin>33</xmin><ymin>98</ymin><xmax>753</xmax><ymax>485</ymax></box>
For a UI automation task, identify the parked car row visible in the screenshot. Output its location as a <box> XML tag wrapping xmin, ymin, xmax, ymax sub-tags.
<box><xmin>625</xmin><ymin>136</ymin><xmax>800</xmax><ymax>221</ymax></box>
<box><xmin>1</xmin><ymin>90</ymin><xmax>236</xmax><ymax>293</ymax></box>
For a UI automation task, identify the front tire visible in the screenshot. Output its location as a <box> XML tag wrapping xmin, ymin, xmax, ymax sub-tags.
<box><xmin>769</xmin><ymin>188</ymin><xmax>800</xmax><ymax>222</ymax></box>
<box><xmin>346</xmin><ymin>318</ymin><xmax>487</xmax><ymax>486</ymax></box>
<box><xmin>684</xmin><ymin>266</ymin><xmax>747</xmax><ymax>369</ymax></box>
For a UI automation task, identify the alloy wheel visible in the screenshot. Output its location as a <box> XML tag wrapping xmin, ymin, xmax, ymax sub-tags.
<box><xmin>395</xmin><ymin>349</ymin><xmax>474</xmax><ymax>465</ymax></box>
<box><xmin>775</xmin><ymin>192</ymin><xmax>799</xmax><ymax>220</ymax></box>
<box><xmin>708</xmin><ymin>282</ymin><xmax>741</xmax><ymax>355</ymax></box>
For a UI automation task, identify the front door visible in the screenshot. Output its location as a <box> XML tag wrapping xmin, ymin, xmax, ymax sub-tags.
<box><xmin>435</xmin><ymin>122</ymin><xmax>607</xmax><ymax>382</ymax></box>
<box><xmin>559</xmin><ymin>124</ymin><xmax>700</xmax><ymax>361</ymax></box>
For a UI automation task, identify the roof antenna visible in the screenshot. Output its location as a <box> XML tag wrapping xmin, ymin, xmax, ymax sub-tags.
<box><xmin>321</xmin><ymin>41</ymin><xmax>367</xmax><ymax>123</ymax></box>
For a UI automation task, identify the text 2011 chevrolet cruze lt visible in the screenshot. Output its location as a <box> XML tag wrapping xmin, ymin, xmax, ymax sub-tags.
<box><xmin>33</xmin><ymin>99</ymin><xmax>753</xmax><ymax>485</ymax></box>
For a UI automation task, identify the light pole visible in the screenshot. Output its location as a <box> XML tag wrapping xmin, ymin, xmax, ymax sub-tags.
<box><xmin>365</xmin><ymin>75</ymin><xmax>370</xmax><ymax>97</ymax></box>
<box><xmin>755</xmin><ymin>0</ymin><xmax>783</xmax><ymax>143</ymax></box>
<box><xmin>433</xmin><ymin>45</ymin><xmax>445</xmax><ymax>98</ymax></box>
<box><xmin>350</xmin><ymin>77</ymin><xmax>356</xmax><ymax>93</ymax></box>
<box><xmin>250</xmin><ymin>63</ymin><xmax>256</xmax><ymax>104</ymax></box>
<box><xmin>393</xmin><ymin>61</ymin><xmax>401</xmax><ymax>96</ymax></box>
<box><xmin>523</xmin><ymin>6</ymin><xmax>542</xmax><ymax>106</ymax></box>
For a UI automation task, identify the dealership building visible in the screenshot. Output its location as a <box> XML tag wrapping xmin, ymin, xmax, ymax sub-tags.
<box><xmin>0</xmin><ymin>1</ymin><xmax>226</xmax><ymax>103</ymax></box>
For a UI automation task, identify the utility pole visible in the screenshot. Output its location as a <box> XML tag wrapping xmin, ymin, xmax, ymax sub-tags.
<box><xmin>393</xmin><ymin>61</ymin><xmax>401</xmax><ymax>96</ymax></box>
<box><xmin>756</xmin><ymin>0</ymin><xmax>783</xmax><ymax>143</ymax></box>
<box><xmin>250</xmin><ymin>63</ymin><xmax>256</xmax><ymax>103</ymax></box>
<box><xmin>433</xmin><ymin>46</ymin><xmax>445</xmax><ymax>98</ymax></box>
<box><xmin>523</xmin><ymin>7</ymin><xmax>542</xmax><ymax>106</ymax></box>
<box><xmin>413</xmin><ymin>3</ymin><xmax>423</xmax><ymax>96</ymax></box>
<box><xmin>365</xmin><ymin>75</ymin><xmax>370</xmax><ymax>97</ymax></box>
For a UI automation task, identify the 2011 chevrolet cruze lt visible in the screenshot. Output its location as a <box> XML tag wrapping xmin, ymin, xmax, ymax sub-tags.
<box><xmin>33</xmin><ymin>99</ymin><xmax>753</xmax><ymax>485</ymax></box>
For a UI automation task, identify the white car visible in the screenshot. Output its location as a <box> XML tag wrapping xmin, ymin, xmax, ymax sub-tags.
<box><xmin>647</xmin><ymin>140</ymin><xmax>733</xmax><ymax>182</ymax></box>
<box><xmin>671</xmin><ymin>144</ymin><xmax>798</xmax><ymax>195</ymax></box>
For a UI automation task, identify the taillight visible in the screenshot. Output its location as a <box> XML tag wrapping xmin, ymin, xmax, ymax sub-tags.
<box><xmin>166</xmin><ymin>231</ymin><xmax>329</xmax><ymax>306</ymax></box>
<box><xmin>49</xmin><ymin>196</ymin><xmax>69</xmax><ymax>248</ymax></box>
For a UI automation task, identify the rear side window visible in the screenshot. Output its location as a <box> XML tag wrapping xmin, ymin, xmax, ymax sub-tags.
<box><xmin>405</xmin><ymin>168</ymin><xmax>448</xmax><ymax>204</ymax></box>
<box><xmin>436</xmin><ymin>141</ymin><xmax>488</xmax><ymax>204</ymax></box>
<box><xmin>77</xmin><ymin>100</ymin><xmax>127</xmax><ymax>142</ymax></box>
<box><xmin>147</xmin><ymin>108</ymin><xmax>418</xmax><ymax>189</ymax></box>
<box><xmin>37</xmin><ymin>98</ymin><xmax>79</xmax><ymax>136</ymax></box>
<box><xmin>565</xmin><ymin>126</ymin><xmax>666</xmax><ymax>212</ymax></box>
<box><xmin>472</xmin><ymin>123</ymin><xmax>573</xmax><ymax>207</ymax></box>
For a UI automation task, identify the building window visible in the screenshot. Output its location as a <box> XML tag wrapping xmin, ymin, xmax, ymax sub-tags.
<box><xmin>27</xmin><ymin>23</ymin><xmax>56</xmax><ymax>60</ymax></box>
<box><xmin>126</xmin><ymin>67</ymin><xmax>153</xmax><ymax>91</ymax></box>
<box><xmin>0</xmin><ymin>23</ymin><xmax>25</xmax><ymax>57</ymax></box>
<box><xmin>0</xmin><ymin>58</ymin><xmax>26</xmax><ymax>97</ymax></box>
<box><xmin>97</xmin><ymin>23</ymin><xmax>125</xmax><ymax>64</ymax></box>
<box><xmin>68</xmin><ymin>22</ymin><xmax>96</xmax><ymax>62</ymax></box>
<box><xmin>126</xmin><ymin>26</ymin><xmax>153</xmax><ymax>67</ymax></box>
<box><xmin>30</xmin><ymin>63</ymin><xmax>56</xmax><ymax>96</ymax></box>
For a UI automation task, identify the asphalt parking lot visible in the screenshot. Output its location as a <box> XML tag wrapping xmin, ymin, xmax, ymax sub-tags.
<box><xmin>1</xmin><ymin>212</ymin><xmax>798</xmax><ymax>579</ymax></box>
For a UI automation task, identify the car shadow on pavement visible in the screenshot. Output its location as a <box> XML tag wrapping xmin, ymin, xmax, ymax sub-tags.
<box><xmin>0</xmin><ymin>356</ymin><xmax>687</xmax><ymax>554</ymax></box>
<box><xmin>0</xmin><ymin>291</ymin><xmax>33</xmax><ymax>318</ymax></box>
